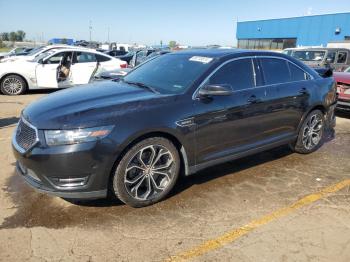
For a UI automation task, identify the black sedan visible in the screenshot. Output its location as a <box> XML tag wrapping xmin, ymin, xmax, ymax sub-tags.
<box><xmin>12</xmin><ymin>49</ymin><xmax>337</xmax><ymax>207</ymax></box>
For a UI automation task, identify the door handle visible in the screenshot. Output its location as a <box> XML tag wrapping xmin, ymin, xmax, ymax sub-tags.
<box><xmin>247</xmin><ymin>95</ymin><xmax>261</xmax><ymax>104</ymax></box>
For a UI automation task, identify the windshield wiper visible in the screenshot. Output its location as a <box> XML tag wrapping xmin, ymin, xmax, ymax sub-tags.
<box><xmin>123</xmin><ymin>80</ymin><xmax>159</xmax><ymax>94</ymax></box>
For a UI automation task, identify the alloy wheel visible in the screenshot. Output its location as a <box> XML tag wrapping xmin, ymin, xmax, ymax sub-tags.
<box><xmin>124</xmin><ymin>145</ymin><xmax>175</xmax><ymax>201</ymax></box>
<box><xmin>302</xmin><ymin>114</ymin><xmax>323</xmax><ymax>150</ymax></box>
<box><xmin>2</xmin><ymin>77</ymin><xmax>23</xmax><ymax>95</ymax></box>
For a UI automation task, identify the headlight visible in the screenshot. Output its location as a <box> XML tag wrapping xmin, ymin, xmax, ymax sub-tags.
<box><xmin>44</xmin><ymin>126</ymin><xmax>114</xmax><ymax>146</ymax></box>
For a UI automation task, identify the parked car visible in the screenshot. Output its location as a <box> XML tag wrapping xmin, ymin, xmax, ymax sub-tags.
<box><xmin>0</xmin><ymin>48</ymin><xmax>127</xmax><ymax>95</ymax></box>
<box><xmin>128</xmin><ymin>49</ymin><xmax>170</xmax><ymax>68</ymax></box>
<box><xmin>12</xmin><ymin>49</ymin><xmax>337</xmax><ymax>207</ymax></box>
<box><xmin>334</xmin><ymin>72</ymin><xmax>350</xmax><ymax>112</ymax></box>
<box><xmin>128</xmin><ymin>49</ymin><xmax>157</xmax><ymax>67</ymax></box>
<box><xmin>284</xmin><ymin>47</ymin><xmax>350</xmax><ymax>72</ymax></box>
<box><xmin>0</xmin><ymin>45</ymin><xmax>85</xmax><ymax>63</ymax></box>
<box><xmin>104</xmin><ymin>50</ymin><xmax>135</xmax><ymax>64</ymax></box>
<box><xmin>0</xmin><ymin>47</ymin><xmax>28</xmax><ymax>60</ymax></box>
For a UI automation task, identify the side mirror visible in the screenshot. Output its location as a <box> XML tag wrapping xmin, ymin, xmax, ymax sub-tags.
<box><xmin>38</xmin><ymin>58</ymin><xmax>44</xmax><ymax>64</ymax></box>
<box><xmin>198</xmin><ymin>84</ymin><xmax>233</xmax><ymax>97</ymax></box>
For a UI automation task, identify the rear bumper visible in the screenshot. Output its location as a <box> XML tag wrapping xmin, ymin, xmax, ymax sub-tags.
<box><xmin>336</xmin><ymin>99</ymin><xmax>350</xmax><ymax>112</ymax></box>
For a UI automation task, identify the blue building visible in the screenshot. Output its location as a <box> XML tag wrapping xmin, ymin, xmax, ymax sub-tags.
<box><xmin>236</xmin><ymin>13</ymin><xmax>350</xmax><ymax>50</ymax></box>
<box><xmin>48</xmin><ymin>38</ymin><xmax>74</xmax><ymax>45</ymax></box>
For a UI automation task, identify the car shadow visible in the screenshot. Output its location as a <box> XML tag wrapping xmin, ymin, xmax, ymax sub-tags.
<box><xmin>73</xmin><ymin>145</ymin><xmax>294</xmax><ymax>208</ymax></box>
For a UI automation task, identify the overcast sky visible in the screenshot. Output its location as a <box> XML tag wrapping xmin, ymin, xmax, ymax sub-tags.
<box><xmin>0</xmin><ymin>0</ymin><xmax>349</xmax><ymax>46</ymax></box>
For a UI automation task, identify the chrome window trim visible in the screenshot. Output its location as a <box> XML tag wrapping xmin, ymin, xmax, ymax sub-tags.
<box><xmin>192</xmin><ymin>55</ymin><xmax>314</xmax><ymax>100</ymax></box>
<box><xmin>12</xmin><ymin>116</ymin><xmax>39</xmax><ymax>154</ymax></box>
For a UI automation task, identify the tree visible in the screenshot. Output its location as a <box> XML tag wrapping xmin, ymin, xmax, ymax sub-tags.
<box><xmin>9</xmin><ymin>31</ymin><xmax>17</xmax><ymax>42</ymax></box>
<box><xmin>169</xmin><ymin>41</ymin><xmax>177</xmax><ymax>49</ymax></box>
<box><xmin>16</xmin><ymin>30</ymin><xmax>26</xmax><ymax>41</ymax></box>
<box><xmin>1</xmin><ymin>32</ymin><xmax>9</xmax><ymax>41</ymax></box>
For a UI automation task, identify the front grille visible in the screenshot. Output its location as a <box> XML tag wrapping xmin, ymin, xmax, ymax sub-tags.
<box><xmin>15</xmin><ymin>118</ymin><xmax>38</xmax><ymax>151</ymax></box>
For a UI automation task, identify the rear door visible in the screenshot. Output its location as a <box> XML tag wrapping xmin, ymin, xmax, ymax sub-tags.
<box><xmin>71</xmin><ymin>51</ymin><xmax>98</xmax><ymax>85</ymax></box>
<box><xmin>258</xmin><ymin>57</ymin><xmax>311</xmax><ymax>139</ymax></box>
<box><xmin>194</xmin><ymin>58</ymin><xmax>268</xmax><ymax>165</ymax></box>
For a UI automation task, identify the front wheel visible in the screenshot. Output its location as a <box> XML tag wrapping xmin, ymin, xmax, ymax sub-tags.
<box><xmin>290</xmin><ymin>110</ymin><xmax>325</xmax><ymax>154</ymax></box>
<box><xmin>112</xmin><ymin>137</ymin><xmax>180</xmax><ymax>207</ymax></box>
<box><xmin>1</xmin><ymin>74</ymin><xmax>27</xmax><ymax>95</ymax></box>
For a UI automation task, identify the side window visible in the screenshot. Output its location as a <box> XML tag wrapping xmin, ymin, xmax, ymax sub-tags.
<box><xmin>96</xmin><ymin>54</ymin><xmax>111</xmax><ymax>62</ymax></box>
<box><xmin>46</xmin><ymin>52</ymin><xmax>65</xmax><ymax>64</ymax></box>
<box><xmin>260</xmin><ymin>58</ymin><xmax>290</xmax><ymax>85</ymax></box>
<box><xmin>337</xmin><ymin>52</ymin><xmax>347</xmax><ymax>64</ymax></box>
<box><xmin>75</xmin><ymin>52</ymin><xmax>96</xmax><ymax>63</ymax></box>
<box><xmin>288</xmin><ymin>62</ymin><xmax>307</xmax><ymax>81</ymax></box>
<box><xmin>208</xmin><ymin>59</ymin><xmax>255</xmax><ymax>91</ymax></box>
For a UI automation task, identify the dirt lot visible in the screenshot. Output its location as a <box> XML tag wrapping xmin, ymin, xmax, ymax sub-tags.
<box><xmin>0</xmin><ymin>92</ymin><xmax>350</xmax><ymax>262</ymax></box>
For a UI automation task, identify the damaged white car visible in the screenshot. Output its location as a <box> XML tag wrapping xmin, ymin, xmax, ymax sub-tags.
<box><xmin>0</xmin><ymin>48</ymin><xmax>127</xmax><ymax>95</ymax></box>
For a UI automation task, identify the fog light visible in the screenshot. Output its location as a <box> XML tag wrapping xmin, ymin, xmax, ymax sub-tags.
<box><xmin>51</xmin><ymin>177</ymin><xmax>89</xmax><ymax>188</ymax></box>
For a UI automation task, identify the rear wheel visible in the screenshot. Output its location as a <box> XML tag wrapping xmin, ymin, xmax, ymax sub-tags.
<box><xmin>112</xmin><ymin>137</ymin><xmax>180</xmax><ymax>207</ymax></box>
<box><xmin>290</xmin><ymin>110</ymin><xmax>325</xmax><ymax>154</ymax></box>
<box><xmin>1</xmin><ymin>74</ymin><xmax>27</xmax><ymax>95</ymax></box>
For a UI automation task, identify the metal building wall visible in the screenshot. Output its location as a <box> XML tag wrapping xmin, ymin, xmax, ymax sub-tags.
<box><xmin>236</xmin><ymin>13</ymin><xmax>350</xmax><ymax>46</ymax></box>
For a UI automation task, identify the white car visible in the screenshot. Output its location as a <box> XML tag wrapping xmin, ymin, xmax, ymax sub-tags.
<box><xmin>0</xmin><ymin>44</ymin><xmax>86</xmax><ymax>63</ymax></box>
<box><xmin>0</xmin><ymin>48</ymin><xmax>127</xmax><ymax>95</ymax></box>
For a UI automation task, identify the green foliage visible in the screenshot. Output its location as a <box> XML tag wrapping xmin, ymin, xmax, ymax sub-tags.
<box><xmin>1</xmin><ymin>30</ymin><xmax>26</xmax><ymax>42</ymax></box>
<box><xmin>169</xmin><ymin>40</ymin><xmax>177</xmax><ymax>48</ymax></box>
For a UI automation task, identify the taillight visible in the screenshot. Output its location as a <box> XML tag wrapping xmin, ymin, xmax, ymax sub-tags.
<box><xmin>120</xmin><ymin>63</ymin><xmax>127</xmax><ymax>68</ymax></box>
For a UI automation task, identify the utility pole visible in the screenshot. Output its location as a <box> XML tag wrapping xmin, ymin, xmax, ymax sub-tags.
<box><xmin>107</xmin><ymin>27</ymin><xmax>110</xmax><ymax>43</ymax></box>
<box><xmin>89</xmin><ymin>20</ymin><xmax>92</xmax><ymax>42</ymax></box>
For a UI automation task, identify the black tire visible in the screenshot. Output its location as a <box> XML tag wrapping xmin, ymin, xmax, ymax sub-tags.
<box><xmin>112</xmin><ymin>137</ymin><xmax>180</xmax><ymax>207</ymax></box>
<box><xmin>0</xmin><ymin>74</ymin><xmax>27</xmax><ymax>95</ymax></box>
<box><xmin>290</xmin><ymin>110</ymin><xmax>325</xmax><ymax>154</ymax></box>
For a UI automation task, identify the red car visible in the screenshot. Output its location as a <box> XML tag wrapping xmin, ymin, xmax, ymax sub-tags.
<box><xmin>334</xmin><ymin>72</ymin><xmax>350</xmax><ymax>112</ymax></box>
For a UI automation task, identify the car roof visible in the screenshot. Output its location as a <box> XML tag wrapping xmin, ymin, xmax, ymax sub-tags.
<box><xmin>290</xmin><ymin>47</ymin><xmax>350</xmax><ymax>52</ymax></box>
<box><xmin>169</xmin><ymin>48</ymin><xmax>285</xmax><ymax>58</ymax></box>
<box><xmin>48</xmin><ymin>48</ymin><xmax>113</xmax><ymax>57</ymax></box>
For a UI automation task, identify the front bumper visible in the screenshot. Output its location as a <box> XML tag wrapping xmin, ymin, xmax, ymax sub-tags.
<box><xmin>12</xmin><ymin>137</ymin><xmax>118</xmax><ymax>200</ymax></box>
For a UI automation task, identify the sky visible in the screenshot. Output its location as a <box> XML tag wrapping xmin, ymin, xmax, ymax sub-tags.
<box><xmin>0</xmin><ymin>0</ymin><xmax>349</xmax><ymax>46</ymax></box>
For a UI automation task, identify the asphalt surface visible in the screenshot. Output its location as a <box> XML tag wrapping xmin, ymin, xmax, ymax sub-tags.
<box><xmin>0</xmin><ymin>91</ymin><xmax>350</xmax><ymax>262</ymax></box>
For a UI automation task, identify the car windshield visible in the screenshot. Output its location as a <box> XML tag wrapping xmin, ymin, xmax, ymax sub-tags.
<box><xmin>123</xmin><ymin>54</ymin><xmax>214</xmax><ymax>94</ymax></box>
<box><xmin>291</xmin><ymin>51</ymin><xmax>326</xmax><ymax>62</ymax></box>
<box><xmin>32</xmin><ymin>50</ymin><xmax>56</xmax><ymax>62</ymax></box>
<box><xmin>26</xmin><ymin>46</ymin><xmax>45</xmax><ymax>56</ymax></box>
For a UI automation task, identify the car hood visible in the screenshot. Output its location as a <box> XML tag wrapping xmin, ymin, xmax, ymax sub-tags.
<box><xmin>23</xmin><ymin>81</ymin><xmax>173</xmax><ymax>129</ymax></box>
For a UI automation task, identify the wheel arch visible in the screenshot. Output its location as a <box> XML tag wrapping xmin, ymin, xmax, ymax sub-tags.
<box><xmin>108</xmin><ymin>131</ymin><xmax>191</xmax><ymax>190</ymax></box>
<box><xmin>297</xmin><ymin>104</ymin><xmax>327</xmax><ymax>134</ymax></box>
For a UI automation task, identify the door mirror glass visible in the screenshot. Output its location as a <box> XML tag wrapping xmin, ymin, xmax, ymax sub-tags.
<box><xmin>198</xmin><ymin>84</ymin><xmax>233</xmax><ymax>97</ymax></box>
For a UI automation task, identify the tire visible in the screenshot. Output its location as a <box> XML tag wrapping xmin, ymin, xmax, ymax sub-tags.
<box><xmin>290</xmin><ymin>110</ymin><xmax>325</xmax><ymax>154</ymax></box>
<box><xmin>112</xmin><ymin>137</ymin><xmax>180</xmax><ymax>207</ymax></box>
<box><xmin>0</xmin><ymin>74</ymin><xmax>27</xmax><ymax>95</ymax></box>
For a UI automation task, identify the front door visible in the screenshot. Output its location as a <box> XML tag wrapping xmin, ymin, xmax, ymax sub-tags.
<box><xmin>36</xmin><ymin>51</ymin><xmax>73</xmax><ymax>88</ymax></box>
<box><xmin>193</xmin><ymin>58</ymin><xmax>268</xmax><ymax>165</ymax></box>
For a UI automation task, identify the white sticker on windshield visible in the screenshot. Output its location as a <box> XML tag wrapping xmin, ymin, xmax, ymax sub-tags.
<box><xmin>189</xmin><ymin>56</ymin><xmax>213</xmax><ymax>64</ymax></box>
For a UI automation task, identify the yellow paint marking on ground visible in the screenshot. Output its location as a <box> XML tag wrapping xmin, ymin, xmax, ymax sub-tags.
<box><xmin>166</xmin><ymin>179</ymin><xmax>350</xmax><ymax>262</ymax></box>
